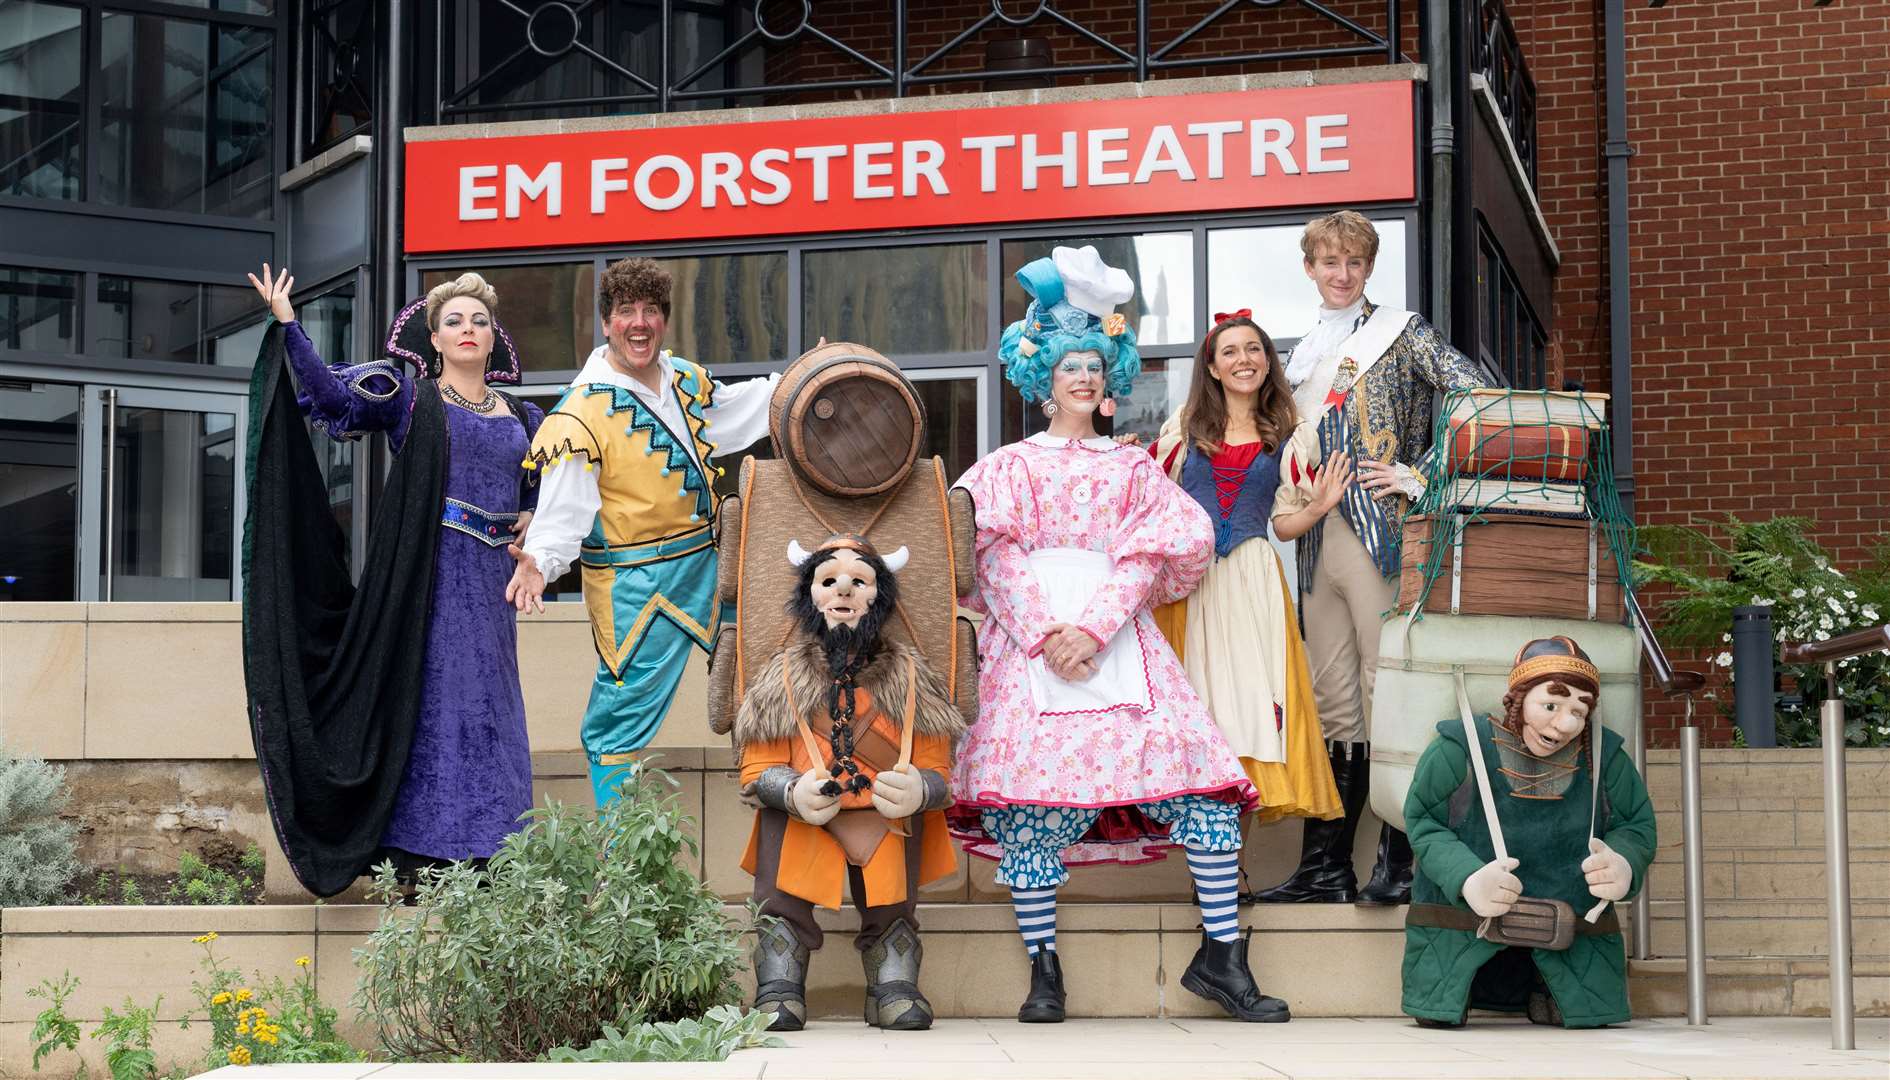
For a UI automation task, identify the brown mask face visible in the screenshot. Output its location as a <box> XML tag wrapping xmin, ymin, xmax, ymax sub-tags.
<box><xmin>809</xmin><ymin>549</ymin><xmax>878</xmax><ymax>630</ymax></box>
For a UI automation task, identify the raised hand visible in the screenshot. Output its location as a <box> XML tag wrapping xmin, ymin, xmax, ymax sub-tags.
<box><xmin>246</xmin><ymin>263</ymin><xmax>296</xmax><ymax>324</ymax></box>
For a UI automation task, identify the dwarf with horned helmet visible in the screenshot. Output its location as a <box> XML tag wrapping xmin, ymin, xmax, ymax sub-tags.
<box><xmin>732</xmin><ymin>534</ymin><xmax>965</xmax><ymax>1033</ymax></box>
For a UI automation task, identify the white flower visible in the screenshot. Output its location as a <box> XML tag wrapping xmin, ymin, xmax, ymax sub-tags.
<box><xmin>1791</xmin><ymin>588</ymin><xmax>1807</xmax><ymax>599</ymax></box>
<box><xmin>1820</xmin><ymin>615</ymin><xmax>1835</xmax><ymax>631</ymax></box>
<box><xmin>1715</xmin><ymin>651</ymin><xmax>1734</xmax><ymax>667</ymax></box>
<box><xmin>1864</xmin><ymin>607</ymin><xmax>1880</xmax><ymax>622</ymax></box>
<box><xmin>1752</xmin><ymin>595</ymin><xmax>1766</xmax><ymax>606</ymax></box>
<box><xmin>1828</xmin><ymin>598</ymin><xmax>1845</xmax><ymax>615</ymax></box>
<box><xmin>1722</xmin><ymin>633</ymin><xmax>1733</xmax><ymax>643</ymax></box>
<box><xmin>1843</xmin><ymin>589</ymin><xmax>1857</xmax><ymax>600</ymax></box>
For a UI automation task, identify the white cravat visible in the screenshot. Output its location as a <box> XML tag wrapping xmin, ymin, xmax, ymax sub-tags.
<box><xmin>1284</xmin><ymin>297</ymin><xmax>1366</xmax><ymax>390</ymax></box>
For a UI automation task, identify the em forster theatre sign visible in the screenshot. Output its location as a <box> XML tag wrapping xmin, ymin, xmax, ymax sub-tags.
<box><xmin>404</xmin><ymin>81</ymin><xmax>1415</xmax><ymax>253</ymax></box>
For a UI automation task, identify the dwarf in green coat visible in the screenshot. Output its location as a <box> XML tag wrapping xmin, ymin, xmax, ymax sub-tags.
<box><xmin>1400</xmin><ymin>636</ymin><xmax>1656</xmax><ymax>1029</ymax></box>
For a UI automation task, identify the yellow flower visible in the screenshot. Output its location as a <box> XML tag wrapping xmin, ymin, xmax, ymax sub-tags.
<box><xmin>294</xmin><ymin>955</ymin><xmax>312</xmax><ymax>968</ymax></box>
<box><xmin>255</xmin><ymin>1029</ymin><xmax>278</xmax><ymax>1045</ymax></box>
<box><xmin>211</xmin><ymin>991</ymin><xmax>232</xmax><ymax>1006</ymax></box>
<box><xmin>234</xmin><ymin>988</ymin><xmax>253</xmax><ymax>1003</ymax></box>
<box><xmin>227</xmin><ymin>1046</ymin><xmax>251</xmax><ymax>1066</ymax></box>
<box><xmin>192</xmin><ymin>931</ymin><xmax>220</xmax><ymax>944</ymax></box>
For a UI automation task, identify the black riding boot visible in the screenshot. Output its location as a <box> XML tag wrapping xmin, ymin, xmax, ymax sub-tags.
<box><xmin>1017</xmin><ymin>949</ymin><xmax>1067</xmax><ymax>1023</ymax></box>
<box><xmin>1180</xmin><ymin>932</ymin><xmax>1291</xmax><ymax>1023</ymax></box>
<box><xmin>1355</xmin><ymin>823</ymin><xmax>1414</xmax><ymax>906</ymax></box>
<box><xmin>1248</xmin><ymin>741</ymin><xmax>1369</xmax><ymax>903</ymax></box>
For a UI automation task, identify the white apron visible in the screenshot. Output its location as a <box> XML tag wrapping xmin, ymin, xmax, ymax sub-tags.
<box><xmin>1024</xmin><ymin>548</ymin><xmax>1153</xmax><ymax>716</ymax></box>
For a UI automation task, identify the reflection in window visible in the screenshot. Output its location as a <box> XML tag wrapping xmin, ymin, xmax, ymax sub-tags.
<box><xmin>303</xmin><ymin>0</ymin><xmax>373</xmax><ymax>157</ymax></box>
<box><xmin>1207</xmin><ymin>220</ymin><xmax>1408</xmax><ymax>346</ymax></box>
<box><xmin>1001</xmin><ymin>233</ymin><xmax>1195</xmax><ymax>347</ymax></box>
<box><xmin>1110</xmin><ymin>360</ymin><xmax>1190</xmax><ymax>449</ymax></box>
<box><xmin>421</xmin><ymin>264</ymin><xmax>594</xmax><ymax>375</ymax></box>
<box><xmin>911</xmin><ymin>375</ymin><xmax>981</xmax><ymax>483</ymax></box>
<box><xmin>97</xmin><ymin>12</ymin><xmax>274</xmax><ymax>218</ymax></box>
<box><xmin>296</xmin><ymin>287</ymin><xmax>357</xmax><ymax>554</ymax></box>
<box><xmin>0</xmin><ymin>1</ymin><xmax>84</xmax><ymax>201</ymax></box>
<box><xmin>107</xmin><ymin>405</ymin><xmax>237</xmax><ymax>601</ymax></box>
<box><xmin>96</xmin><ymin>277</ymin><xmax>264</xmax><ymax>365</ymax></box>
<box><xmin>1478</xmin><ymin>229</ymin><xmax>1542</xmax><ymax>389</ymax></box>
<box><xmin>0</xmin><ymin>267</ymin><xmax>79</xmax><ymax>353</ymax></box>
<box><xmin>0</xmin><ymin>382</ymin><xmax>80</xmax><ymax>600</ymax></box>
<box><xmin>802</xmin><ymin>245</ymin><xmax>986</xmax><ymax>355</ymax></box>
<box><xmin>646</xmin><ymin>252</ymin><xmax>787</xmax><ymax>364</ymax></box>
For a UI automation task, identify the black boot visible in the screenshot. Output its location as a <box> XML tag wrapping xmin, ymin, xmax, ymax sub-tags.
<box><xmin>1180</xmin><ymin>933</ymin><xmax>1291</xmax><ymax>1023</ymax></box>
<box><xmin>1355</xmin><ymin>823</ymin><xmax>1414</xmax><ymax>906</ymax></box>
<box><xmin>1248</xmin><ymin>741</ymin><xmax>1369</xmax><ymax>903</ymax></box>
<box><xmin>753</xmin><ymin>921</ymin><xmax>810</xmax><ymax>1033</ymax></box>
<box><xmin>1017</xmin><ymin>949</ymin><xmax>1066</xmax><ymax>1023</ymax></box>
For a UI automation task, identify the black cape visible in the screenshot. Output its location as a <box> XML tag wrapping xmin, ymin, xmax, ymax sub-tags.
<box><xmin>242</xmin><ymin>324</ymin><xmax>449</xmax><ymax>897</ymax></box>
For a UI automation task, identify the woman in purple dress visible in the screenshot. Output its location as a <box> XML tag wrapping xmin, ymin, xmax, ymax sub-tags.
<box><xmin>242</xmin><ymin>265</ymin><xmax>541</xmax><ymax>895</ymax></box>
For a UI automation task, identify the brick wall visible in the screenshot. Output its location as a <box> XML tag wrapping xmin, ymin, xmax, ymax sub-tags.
<box><xmin>1514</xmin><ymin>0</ymin><xmax>1890</xmax><ymax>744</ymax></box>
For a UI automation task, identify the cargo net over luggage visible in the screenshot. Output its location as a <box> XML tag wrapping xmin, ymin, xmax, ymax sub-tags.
<box><xmin>1399</xmin><ymin>388</ymin><xmax>1637</xmax><ymax>623</ymax></box>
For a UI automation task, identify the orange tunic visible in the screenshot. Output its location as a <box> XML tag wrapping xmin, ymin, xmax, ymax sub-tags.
<box><xmin>739</xmin><ymin>686</ymin><xmax>958</xmax><ymax>911</ymax></box>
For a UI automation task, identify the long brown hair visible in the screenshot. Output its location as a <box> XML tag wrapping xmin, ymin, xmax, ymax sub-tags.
<box><xmin>1182</xmin><ymin>317</ymin><xmax>1299</xmax><ymax>454</ymax></box>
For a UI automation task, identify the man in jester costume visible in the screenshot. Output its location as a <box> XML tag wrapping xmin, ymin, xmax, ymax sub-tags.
<box><xmin>508</xmin><ymin>258</ymin><xmax>776</xmax><ymax>803</ymax></box>
<box><xmin>1401</xmin><ymin>636</ymin><xmax>1655</xmax><ymax>1029</ymax></box>
<box><xmin>735</xmin><ymin>535</ymin><xmax>964</xmax><ymax>1032</ymax></box>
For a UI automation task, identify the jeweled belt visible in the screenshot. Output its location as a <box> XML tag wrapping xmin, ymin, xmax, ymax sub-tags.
<box><xmin>442</xmin><ymin>498</ymin><xmax>519</xmax><ymax>547</ymax></box>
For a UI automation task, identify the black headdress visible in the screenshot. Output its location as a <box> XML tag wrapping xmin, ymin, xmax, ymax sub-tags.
<box><xmin>382</xmin><ymin>296</ymin><xmax>522</xmax><ymax>384</ymax></box>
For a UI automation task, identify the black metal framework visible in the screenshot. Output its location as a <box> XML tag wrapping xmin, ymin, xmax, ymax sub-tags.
<box><xmin>421</xmin><ymin>0</ymin><xmax>1413</xmax><ymax>122</ymax></box>
<box><xmin>301</xmin><ymin>0</ymin><xmax>376</xmax><ymax>159</ymax></box>
<box><xmin>1475</xmin><ymin>222</ymin><xmax>1545</xmax><ymax>390</ymax></box>
<box><xmin>1472</xmin><ymin>0</ymin><xmax>1536</xmax><ymax>187</ymax></box>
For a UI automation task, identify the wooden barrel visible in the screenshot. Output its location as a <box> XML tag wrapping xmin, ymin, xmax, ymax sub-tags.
<box><xmin>768</xmin><ymin>342</ymin><xmax>927</xmax><ymax>498</ymax></box>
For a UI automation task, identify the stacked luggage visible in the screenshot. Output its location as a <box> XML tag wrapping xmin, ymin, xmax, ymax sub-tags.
<box><xmin>1369</xmin><ymin>389</ymin><xmax>1645</xmax><ymax>829</ymax></box>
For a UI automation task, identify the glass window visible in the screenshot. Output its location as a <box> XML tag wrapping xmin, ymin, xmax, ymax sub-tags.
<box><xmin>297</xmin><ymin>286</ymin><xmax>356</xmax><ymax>555</ymax></box>
<box><xmin>97</xmin><ymin>12</ymin><xmax>274</xmax><ymax>218</ymax></box>
<box><xmin>802</xmin><ymin>244</ymin><xmax>986</xmax><ymax>355</ymax></box>
<box><xmin>0</xmin><ymin>381</ymin><xmax>81</xmax><ymax>601</ymax></box>
<box><xmin>0</xmin><ymin>266</ymin><xmax>79</xmax><ymax>352</ymax></box>
<box><xmin>421</xmin><ymin>263</ymin><xmax>595</xmax><ymax>375</ymax></box>
<box><xmin>1207</xmin><ymin>219</ymin><xmax>1409</xmax><ymax>347</ymax></box>
<box><xmin>96</xmin><ymin>277</ymin><xmax>263</xmax><ymax>365</ymax></box>
<box><xmin>106</xmin><ymin>404</ymin><xmax>237</xmax><ymax>601</ymax></box>
<box><xmin>644</xmin><ymin>252</ymin><xmax>787</xmax><ymax>364</ymax></box>
<box><xmin>303</xmin><ymin>0</ymin><xmax>374</xmax><ymax>157</ymax></box>
<box><xmin>910</xmin><ymin>374</ymin><xmax>982</xmax><ymax>483</ymax></box>
<box><xmin>168</xmin><ymin>1</ymin><xmax>275</xmax><ymax>15</ymax></box>
<box><xmin>1001</xmin><ymin>233</ymin><xmax>1195</xmax><ymax>347</ymax></box>
<box><xmin>0</xmin><ymin>1</ymin><xmax>84</xmax><ymax>201</ymax></box>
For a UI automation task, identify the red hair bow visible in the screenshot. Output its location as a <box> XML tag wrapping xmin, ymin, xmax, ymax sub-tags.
<box><xmin>1213</xmin><ymin>308</ymin><xmax>1253</xmax><ymax>325</ymax></box>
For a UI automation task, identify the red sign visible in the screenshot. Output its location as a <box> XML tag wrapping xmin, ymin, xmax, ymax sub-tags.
<box><xmin>404</xmin><ymin>82</ymin><xmax>1415</xmax><ymax>254</ymax></box>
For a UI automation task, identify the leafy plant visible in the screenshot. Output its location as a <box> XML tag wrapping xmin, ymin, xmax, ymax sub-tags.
<box><xmin>0</xmin><ymin>754</ymin><xmax>79</xmax><ymax>906</ymax></box>
<box><xmin>167</xmin><ymin>847</ymin><xmax>263</xmax><ymax>906</ymax></box>
<box><xmin>183</xmin><ymin>932</ymin><xmax>359</xmax><ymax>1068</ymax></box>
<box><xmin>27</xmin><ymin>973</ymin><xmax>83</xmax><ymax>1073</ymax></box>
<box><xmin>1638</xmin><ymin>517</ymin><xmax>1889</xmax><ymax>747</ymax></box>
<box><xmin>353</xmin><ymin>762</ymin><xmax>748</xmax><ymax>1062</ymax></box>
<box><xmin>545</xmin><ymin>1006</ymin><xmax>781</xmax><ymax>1063</ymax></box>
<box><xmin>91</xmin><ymin>997</ymin><xmax>160</xmax><ymax>1080</ymax></box>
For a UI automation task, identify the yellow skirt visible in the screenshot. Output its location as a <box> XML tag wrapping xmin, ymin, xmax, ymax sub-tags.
<box><xmin>1155</xmin><ymin>541</ymin><xmax>1340</xmax><ymax>824</ymax></box>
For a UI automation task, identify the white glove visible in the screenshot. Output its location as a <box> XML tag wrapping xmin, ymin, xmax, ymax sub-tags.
<box><xmin>869</xmin><ymin>764</ymin><xmax>925</xmax><ymax>820</ymax></box>
<box><xmin>1461</xmin><ymin>857</ymin><xmax>1523</xmax><ymax>918</ymax></box>
<box><xmin>790</xmin><ymin>769</ymin><xmax>840</xmax><ymax>827</ymax></box>
<box><xmin>1582</xmin><ymin>838</ymin><xmax>1632</xmax><ymax>903</ymax></box>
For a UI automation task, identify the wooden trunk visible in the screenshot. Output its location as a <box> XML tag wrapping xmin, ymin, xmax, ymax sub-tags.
<box><xmin>1395</xmin><ymin>512</ymin><xmax>1626</xmax><ymax>623</ymax></box>
<box><xmin>769</xmin><ymin>342</ymin><xmax>925</xmax><ymax>497</ymax></box>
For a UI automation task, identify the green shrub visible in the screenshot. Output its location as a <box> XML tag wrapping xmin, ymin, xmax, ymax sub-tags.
<box><xmin>27</xmin><ymin>974</ymin><xmax>82</xmax><ymax>1072</ymax></box>
<box><xmin>353</xmin><ymin>763</ymin><xmax>748</xmax><ymax>1062</ymax></box>
<box><xmin>546</xmin><ymin>1006</ymin><xmax>780</xmax><ymax>1063</ymax></box>
<box><xmin>0</xmin><ymin>754</ymin><xmax>79</xmax><ymax>907</ymax></box>
<box><xmin>183</xmin><ymin>932</ymin><xmax>359</xmax><ymax>1068</ymax></box>
<box><xmin>91</xmin><ymin>998</ymin><xmax>160</xmax><ymax>1080</ymax></box>
<box><xmin>1638</xmin><ymin>517</ymin><xmax>1889</xmax><ymax>747</ymax></box>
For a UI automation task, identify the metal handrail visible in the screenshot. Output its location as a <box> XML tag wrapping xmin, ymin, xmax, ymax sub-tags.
<box><xmin>1775</xmin><ymin>622</ymin><xmax>1889</xmax><ymax>1052</ymax></box>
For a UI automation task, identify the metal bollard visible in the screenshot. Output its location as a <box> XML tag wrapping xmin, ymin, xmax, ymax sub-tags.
<box><xmin>1681</xmin><ymin>725</ymin><xmax>1707</xmax><ymax>1025</ymax></box>
<box><xmin>1821</xmin><ymin>661</ymin><xmax>1854</xmax><ymax>1051</ymax></box>
<box><xmin>1632</xmin><ymin>723</ymin><xmax>1651</xmax><ymax>961</ymax></box>
<box><xmin>1731</xmin><ymin>606</ymin><xmax>1778</xmax><ymax>747</ymax></box>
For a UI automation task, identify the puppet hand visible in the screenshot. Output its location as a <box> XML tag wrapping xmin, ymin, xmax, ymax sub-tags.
<box><xmin>1582</xmin><ymin>838</ymin><xmax>1632</xmax><ymax>902</ymax></box>
<box><xmin>870</xmin><ymin>764</ymin><xmax>925</xmax><ymax>820</ymax></box>
<box><xmin>1462</xmin><ymin>857</ymin><xmax>1523</xmax><ymax>917</ymax></box>
<box><xmin>791</xmin><ymin>769</ymin><xmax>841</xmax><ymax>826</ymax></box>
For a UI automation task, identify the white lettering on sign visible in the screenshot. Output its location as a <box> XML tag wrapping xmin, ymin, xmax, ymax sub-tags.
<box><xmin>449</xmin><ymin>113</ymin><xmax>1357</xmax><ymax>222</ymax></box>
<box><xmin>961</xmin><ymin>134</ymin><xmax>1015</xmax><ymax>193</ymax></box>
<box><xmin>1306</xmin><ymin>115</ymin><xmax>1351</xmax><ymax>174</ymax></box>
<box><xmin>504</xmin><ymin>162</ymin><xmax>561</xmax><ymax>218</ymax></box>
<box><xmin>591</xmin><ymin>158</ymin><xmax>630</xmax><ymax>214</ymax></box>
<box><xmin>459</xmin><ymin>165</ymin><xmax>499</xmax><ymax>221</ymax></box>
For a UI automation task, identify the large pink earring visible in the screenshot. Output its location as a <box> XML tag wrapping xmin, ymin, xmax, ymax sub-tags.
<box><xmin>1099</xmin><ymin>397</ymin><xmax>1117</xmax><ymax>418</ymax></box>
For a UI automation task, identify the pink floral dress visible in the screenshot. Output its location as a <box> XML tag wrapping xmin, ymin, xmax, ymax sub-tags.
<box><xmin>949</xmin><ymin>433</ymin><xmax>1258</xmax><ymax>871</ymax></box>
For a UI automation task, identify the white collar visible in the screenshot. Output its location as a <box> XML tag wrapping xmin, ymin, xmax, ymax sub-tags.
<box><xmin>571</xmin><ymin>346</ymin><xmax>674</xmax><ymax>397</ymax></box>
<box><xmin>1317</xmin><ymin>297</ymin><xmax>1367</xmax><ymax>325</ymax></box>
<box><xmin>1026</xmin><ymin>432</ymin><xmax>1118</xmax><ymax>451</ymax></box>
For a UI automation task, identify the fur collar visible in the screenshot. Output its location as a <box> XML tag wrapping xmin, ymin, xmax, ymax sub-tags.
<box><xmin>732</xmin><ymin>638</ymin><xmax>966</xmax><ymax>751</ymax></box>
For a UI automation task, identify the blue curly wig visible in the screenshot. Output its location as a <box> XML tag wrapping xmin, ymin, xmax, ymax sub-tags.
<box><xmin>1000</xmin><ymin>321</ymin><xmax>1140</xmax><ymax>404</ymax></box>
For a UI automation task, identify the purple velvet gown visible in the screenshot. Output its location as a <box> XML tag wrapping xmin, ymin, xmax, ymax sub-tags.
<box><xmin>283</xmin><ymin>321</ymin><xmax>540</xmax><ymax>864</ymax></box>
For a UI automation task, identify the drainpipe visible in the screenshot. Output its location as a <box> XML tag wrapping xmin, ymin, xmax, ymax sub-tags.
<box><xmin>1426</xmin><ymin>0</ymin><xmax>1455</xmax><ymax>336</ymax></box>
<box><xmin>1603</xmin><ymin>0</ymin><xmax>1635</xmax><ymax>514</ymax></box>
<box><xmin>374</xmin><ymin>0</ymin><xmax>407</xmax><ymax>333</ymax></box>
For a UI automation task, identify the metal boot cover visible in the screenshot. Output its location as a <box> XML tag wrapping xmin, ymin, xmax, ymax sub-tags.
<box><xmin>861</xmin><ymin>918</ymin><xmax>933</xmax><ymax>1031</ymax></box>
<box><xmin>754</xmin><ymin>920</ymin><xmax>810</xmax><ymax>1032</ymax></box>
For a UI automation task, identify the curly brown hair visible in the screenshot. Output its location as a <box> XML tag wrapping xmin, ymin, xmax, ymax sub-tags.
<box><xmin>597</xmin><ymin>257</ymin><xmax>671</xmax><ymax>320</ymax></box>
<box><xmin>1180</xmin><ymin>317</ymin><xmax>1298</xmax><ymax>454</ymax></box>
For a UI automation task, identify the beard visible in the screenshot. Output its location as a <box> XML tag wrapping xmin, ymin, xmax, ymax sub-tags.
<box><xmin>815</xmin><ymin>602</ymin><xmax>891</xmax><ymax>676</ymax></box>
